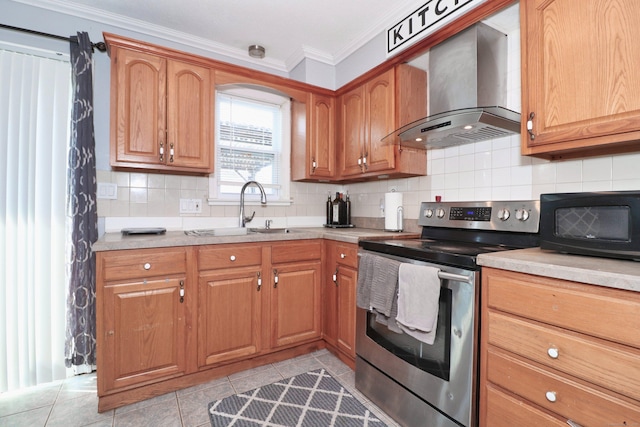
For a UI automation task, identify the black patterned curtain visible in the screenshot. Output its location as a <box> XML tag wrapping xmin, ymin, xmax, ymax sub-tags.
<box><xmin>65</xmin><ymin>32</ymin><xmax>98</xmax><ymax>369</ymax></box>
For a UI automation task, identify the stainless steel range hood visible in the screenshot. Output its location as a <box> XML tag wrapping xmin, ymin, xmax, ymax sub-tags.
<box><xmin>385</xmin><ymin>23</ymin><xmax>521</xmax><ymax>149</ymax></box>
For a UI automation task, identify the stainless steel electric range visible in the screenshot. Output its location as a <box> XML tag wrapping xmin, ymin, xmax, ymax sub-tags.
<box><xmin>356</xmin><ymin>200</ymin><xmax>540</xmax><ymax>427</ymax></box>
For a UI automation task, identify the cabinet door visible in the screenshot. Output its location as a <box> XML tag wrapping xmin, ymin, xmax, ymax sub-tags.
<box><xmin>308</xmin><ymin>93</ymin><xmax>336</xmax><ymax>179</ymax></box>
<box><xmin>364</xmin><ymin>69</ymin><xmax>395</xmax><ymax>173</ymax></box>
<box><xmin>336</xmin><ymin>265</ymin><xmax>357</xmax><ymax>358</ymax></box>
<box><xmin>522</xmin><ymin>0</ymin><xmax>640</xmax><ymax>156</ymax></box>
<box><xmin>198</xmin><ymin>268</ymin><xmax>262</xmax><ymax>367</ymax></box>
<box><xmin>166</xmin><ymin>60</ymin><xmax>213</xmax><ymax>172</ymax></box>
<box><xmin>111</xmin><ymin>47</ymin><xmax>166</xmax><ymax>167</ymax></box>
<box><xmin>101</xmin><ymin>277</ymin><xmax>186</xmax><ymax>392</ymax></box>
<box><xmin>339</xmin><ymin>87</ymin><xmax>365</xmax><ymax>177</ymax></box>
<box><xmin>271</xmin><ymin>261</ymin><xmax>322</xmax><ymax>347</ymax></box>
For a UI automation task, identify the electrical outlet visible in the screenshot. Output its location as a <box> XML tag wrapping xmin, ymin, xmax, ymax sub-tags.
<box><xmin>180</xmin><ymin>198</ymin><xmax>202</xmax><ymax>214</ymax></box>
<box><xmin>97</xmin><ymin>182</ymin><xmax>118</xmax><ymax>200</ymax></box>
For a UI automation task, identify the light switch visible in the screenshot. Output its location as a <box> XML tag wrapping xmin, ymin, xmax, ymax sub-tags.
<box><xmin>180</xmin><ymin>198</ymin><xmax>202</xmax><ymax>214</ymax></box>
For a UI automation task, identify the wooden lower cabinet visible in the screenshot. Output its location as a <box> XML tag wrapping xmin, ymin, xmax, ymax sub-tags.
<box><xmin>479</xmin><ymin>267</ymin><xmax>640</xmax><ymax>426</ymax></box>
<box><xmin>96</xmin><ymin>247</ymin><xmax>190</xmax><ymax>396</ymax></box>
<box><xmin>323</xmin><ymin>240</ymin><xmax>358</xmax><ymax>364</ymax></box>
<box><xmin>198</xmin><ymin>267</ymin><xmax>263</xmax><ymax>367</ymax></box>
<box><xmin>96</xmin><ymin>240</ymin><xmax>324</xmax><ymax>412</ymax></box>
<box><xmin>271</xmin><ymin>241</ymin><xmax>323</xmax><ymax>348</ymax></box>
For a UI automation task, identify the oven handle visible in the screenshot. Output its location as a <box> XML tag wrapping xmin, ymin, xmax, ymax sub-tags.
<box><xmin>357</xmin><ymin>252</ymin><xmax>472</xmax><ymax>284</ymax></box>
<box><xmin>437</xmin><ymin>271</ymin><xmax>472</xmax><ymax>284</ymax></box>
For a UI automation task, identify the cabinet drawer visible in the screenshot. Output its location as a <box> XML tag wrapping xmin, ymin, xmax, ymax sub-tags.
<box><xmin>484</xmin><ymin>268</ymin><xmax>640</xmax><ymax>349</ymax></box>
<box><xmin>198</xmin><ymin>245</ymin><xmax>262</xmax><ymax>270</ymax></box>
<box><xmin>334</xmin><ymin>242</ymin><xmax>358</xmax><ymax>268</ymax></box>
<box><xmin>488</xmin><ymin>311</ymin><xmax>640</xmax><ymax>402</ymax></box>
<box><xmin>487</xmin><ymin>348</ymin><xmax>640</xmax><ymax>426</ymax></box>
<box><xmin>271</xmin><ymin>240</ymin><xmax>321</xmax><ymax>264</ymax></box>
<box><xmin>484</xmin><ymin>384</ymin><xmax>566</xmax><ymax>427</ymax></box>
<box><xmin>101</xmin><ymin>248</ymin><xmax>187</xmax><ymax>282</ymax></box>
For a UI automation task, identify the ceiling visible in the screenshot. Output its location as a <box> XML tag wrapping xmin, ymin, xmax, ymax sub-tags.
<box><xmin>20</xmin><ymin>0</ymin><xmax>519</xmax><ymax>73</ymax></box>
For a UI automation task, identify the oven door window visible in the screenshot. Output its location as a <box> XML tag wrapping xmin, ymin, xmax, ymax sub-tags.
<box><xmin>365</xmin><ymin>288</ymin><xmax>452</xmax><ymax>381</ymax></box>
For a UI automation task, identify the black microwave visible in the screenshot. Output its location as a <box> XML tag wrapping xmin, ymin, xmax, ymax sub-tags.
<box><xmin>540</xmin><ymin>191</ymin><xmax>640</xmax><ymax>261</ymax></box>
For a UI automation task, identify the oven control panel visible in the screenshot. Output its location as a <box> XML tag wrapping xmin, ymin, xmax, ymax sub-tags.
<box><xmin>418</xmin><ymin>200</ymin><xmax>540</xmax><ymax>233</ymax></box>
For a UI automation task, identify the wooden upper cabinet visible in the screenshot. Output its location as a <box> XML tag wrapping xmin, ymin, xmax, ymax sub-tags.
<box><xmin>291</xmin><ymin>92</ymin><xmax>336</xmax><ymax>181</ymax></box>
<box><xmin>339</xmin><ymin>65</ymin><xmax>427</xmax><ymax>180</ymax></box>
<box><xmin>107</xmin><ymin>35</ymin><xmax>214</xmax><ymax>174</ymax></box>
<box><xmin>166</xmin><ymin>60</ymin><xmax>212</xmax><ymax>170</ymax></box>
<box><xmin>521</xmin><ymin>0</ymin><xmax>640</xmax><ymax>159</ymax></box>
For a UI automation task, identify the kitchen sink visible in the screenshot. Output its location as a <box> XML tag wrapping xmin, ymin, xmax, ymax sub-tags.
<box><xmin>248</xmin><ymin>228</ymin><xmax>296</xmax><ymax>234</ymax></box>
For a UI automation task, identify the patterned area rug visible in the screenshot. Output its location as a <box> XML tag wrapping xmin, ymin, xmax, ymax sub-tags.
<box><xmin>208</xmin><ymin>368</ymin><xmax>388</xmax><ymax>427</ymax></box>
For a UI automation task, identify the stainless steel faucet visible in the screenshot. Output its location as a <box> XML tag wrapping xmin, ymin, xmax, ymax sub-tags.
<box><xmin>239</xmin><ymin>180</ymin><xmax>267</xmax><ymax>227</ymax></box>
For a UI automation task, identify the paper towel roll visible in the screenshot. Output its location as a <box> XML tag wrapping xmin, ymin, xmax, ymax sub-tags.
<box><xmin>385</xmin><ymin>192</ymin><xmax>403</xmax><ymax>231</ymax></box>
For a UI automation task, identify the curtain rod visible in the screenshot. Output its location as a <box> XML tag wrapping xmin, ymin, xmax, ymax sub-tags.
<box><xmin>0</xmin><ymin>23</ymin><xmax>107</xmax><ymax>52</ymax></box>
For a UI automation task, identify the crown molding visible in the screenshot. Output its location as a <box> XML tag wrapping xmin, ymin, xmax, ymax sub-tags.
<box><xmin>13</xmin><ymin>0</ymin><xmax>426</xmax><ymax>73</ymax></box>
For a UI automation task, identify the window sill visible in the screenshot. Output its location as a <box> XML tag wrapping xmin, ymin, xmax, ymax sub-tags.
<box><xmin>207</xmin><ymin>198</ymin><xmax>292</xmax><ymax>207</ymax></box>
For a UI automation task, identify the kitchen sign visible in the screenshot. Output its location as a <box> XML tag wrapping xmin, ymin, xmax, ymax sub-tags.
<box><xmin>387</xmin><ymin>0</ymin><xmax>487</xmax><ymax>56</ymax></box>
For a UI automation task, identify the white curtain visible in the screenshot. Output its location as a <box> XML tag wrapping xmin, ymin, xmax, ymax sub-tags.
<box><xmin>0</xmin><ymin>47</ymin><xmax>71</xmax><ymax>392</ymax></box>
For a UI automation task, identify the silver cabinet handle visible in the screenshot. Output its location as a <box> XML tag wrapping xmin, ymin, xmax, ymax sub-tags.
<box><xmin>567</xmin><ymin>420</ymin><xmax>583</xmax><ymax>427</ymax></box>
<box><xmin>548</xmin><ymin>347</ymin><xmax>559</xmax><ymax>359</ymax></box>
<box><xmin>340</xmin><ymin>253</ymin><xmax>346</xmax><ymax>259</ymax></box>
<box><xmin>230</xmin><ymin>255</ymin><xmax>236</xmax><ymax>261</ymax></box>
<box><xmin>545</xmin><ymin>391</ymin><xmax>557</xmax><ymax>402</ymax></box>
<box><xmin>257</xmin><ymin>272</ymin><xmax>262</xmax><ymax>291</ymax></box>
<box><xmin>273</xmin><ymin>269</ymin><xmax>278</xmax><ymax>288</ymax></box>
<box><xmin>169</xmin><ymin>142</ymin><xmax>174</xmax><ymax>163</ymax></box>
<box><xmin>144</xmin><ymin>263</ymin><xmax>151</xmax><ymax>270</ymax></box>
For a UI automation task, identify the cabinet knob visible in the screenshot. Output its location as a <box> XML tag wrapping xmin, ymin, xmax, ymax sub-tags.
<box><xmin>230</xmin><ymin>255</ymin><xmax>236</xmax><ymax>261</ymax></box>
<box><xmin>340</xmin><ymin>253</ymin><xmax>346</xmax><ymax>259</ymax></box>
<box><xmin>143</xmin><ymin>263</ymin><xmax>151</xmax><ymax>270</ymax></box>
<box><xmin>545</xmin><ymin>391</ymin><xmax>557</xmax><ymax>402</ymax></box>
<box><xmin>547</xmin><ymin>347</ymin><xmax>559</xmax><ymax>359</ymax></box>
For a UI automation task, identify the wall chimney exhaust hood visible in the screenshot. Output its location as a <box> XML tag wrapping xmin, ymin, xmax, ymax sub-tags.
<box><xmin>385</xmin><ymin>22</ymin><xmax>521</xmax><ymax>150</ymax></box>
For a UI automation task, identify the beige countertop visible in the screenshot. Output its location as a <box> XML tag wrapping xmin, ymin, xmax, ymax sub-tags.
<box><xmin>478</xmin><ymin>247</ymin><xmax>640</xmax><ymax>293</ymax></box>
<box><xmin>92</xmin><ymin>227</ymin><xmax>420</xmax><ymax>252</ymax></box>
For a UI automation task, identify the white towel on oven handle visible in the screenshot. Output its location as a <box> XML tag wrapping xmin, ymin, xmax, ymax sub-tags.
<box><xmin>396</xmin><ymin>263</ymin><xmax>441</xmax><ymax>345</ymax></box>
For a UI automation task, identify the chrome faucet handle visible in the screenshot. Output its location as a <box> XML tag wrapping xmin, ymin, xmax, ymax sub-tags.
<box><xmin>265</xmin><ymin>219</ymin><xmax>272</xmax><ymax>229</ymax></box>
<box><xmin>244</xmin><ymin>211</ymin><xmax>256</xmax><ymax>224</ymax></box>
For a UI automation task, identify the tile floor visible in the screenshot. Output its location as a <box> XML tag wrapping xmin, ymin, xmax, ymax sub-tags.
<box><xmin>0</xmin><ymin>349</ymin><xmax>400</xmax><ymax>427</ymax></box>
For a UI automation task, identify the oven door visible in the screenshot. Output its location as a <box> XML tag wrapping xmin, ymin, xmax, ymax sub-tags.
<box><xmin>355</xmin><ymin>250</ymin><xmax>479</xmax><ymax>427</ymax></box>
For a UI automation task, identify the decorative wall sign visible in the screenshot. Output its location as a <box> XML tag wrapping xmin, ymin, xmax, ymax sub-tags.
<box><xmin>387</xmin><ymin>0</ymin><xmax>487</xmax><ymax>56</ymax></box>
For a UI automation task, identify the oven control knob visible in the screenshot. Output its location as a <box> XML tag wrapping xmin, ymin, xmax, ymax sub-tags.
<box><xmin>515</xmin><ymin>209</ymin><xmax>530</xmax><ymax>221</ymax></box>
<box><xmin>497</xmin><ymin>208</ymin><xmax>510</xmax><ymax>221</ymax></box>
<box><xmin>436</xmin><ymin>208</ymin><xmax>446</xmax><ymax>218</ymax></box>
<box><xmin>424</xmin><ymin>208</ymin><xmax>434</xmax><ymax>218</ymax></box>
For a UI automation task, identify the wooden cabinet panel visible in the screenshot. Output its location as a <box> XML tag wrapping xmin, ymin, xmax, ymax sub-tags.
<box><xmin>485</xmin><ymin>269</ymin><xmax>640</xmax><ymax>348</ymax></box>
<box><xmin>487</xmin><ymin>348</ymin><xmax>640</xmax><ymax>426</ymax></box>
<box><xmin>323</xmin><ymin>240</ymin><xmax>358</xmax><ymax>362</ymax></box>
<box><xmin>339</xmin><ymin>87</ymin><xmax>366</xmax><ymax>177</ymax></box>
<box><xmin>198</xmin><ymin>267</ymin><xmax>262</xmax><ymax>367</ymax></box>
<box><xmin>198</xmin><ymin>244</ymin><xmax>262</xmax><ymax>270</ymax></box>
<box><xmin>101</xmin><ymin>277</ymin><xmax>186</xmax><ymax>392</ymax></box>
<box><xmin>488</xmin><ymin>311</ymin><xmax>640</xmax><ymax>401</ymax></box>
<box><xmin>111</xmin><ymin>47</ymin><xmax>166</xmax><ymax>166</ymax></box>
<box><xmin>521</xmin><ymin>0</ymin><xmax>640</xmax><ymax>158</ymax></box>
<box><xmin>365</xmin><ymin>70</ymin><xmax>395</xmax><ymax>173</ymax></box>
<box><xmin>336</xmin><ymin>265</ymin><xmax>357</xmax><ymax>358</ymax></box>
<box><xmin>166</xmin><ymin>60</ymin><xmax>213</xmax><ymax>170</ymax></box>
<box><xmin>271</xmin><ymin>261</ymin><xmax>322</xmax><ymax>348</ymax></box>
<box><xmin>101</xmin><ymin>247</ymin><xmax>186</xmax><ymax>282</ymax></box>
<box><xmin>271</xmin><ymin>240</ymin><xmax>322</xmax><ymax>264</ymax></box>
<box><xmin>291</xmin><ymin>93</ymin><xmax>336</xmax><ymax>181</ymax></box>
<box><xmin>484</xmin><ymin>384</ymin><xmax>567</xmax><ymax>427</ymax></box>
